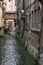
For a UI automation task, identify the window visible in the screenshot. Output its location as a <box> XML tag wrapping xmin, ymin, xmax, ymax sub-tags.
<box><xmin>0</xmin><ymin>2</ymin><xmax>1</xmax><ymax>7</ymax></box>
<box><xmin>31</xmin><ymin>8</ymin><xmax>41</xmax><ymax>31</ymax></box>
<box><xmin>15</xmin><ymin>0</ymin><xmax>16</xmax><ymax>6</ymax></box>
<box><xmin>26</xmin><ymin>14</ymin><xmax>30</xmax><ymax>29</ymax></box>
<box><xmin>31</xmin><ymin>11</ymin><xmax>35</xmax><ymax>30</ymax></box>
<box><xmin>38</xmin><ymin>7</ymin><xmax>40</xmax><ymax>22</ymax></box>
<box><xmin>9</xmin><ymin>0</ymin><xmax>12</xmax><ymax>2</ymax></box>
<box><xmin>29</xmin><ymin>13</ymin><xmax>31</xmax><ymax>29</ymax></box>
<box><xmin>37</xmin><ymin>7</ymin><xmax>41</xmax><ymax>30</ymax></box>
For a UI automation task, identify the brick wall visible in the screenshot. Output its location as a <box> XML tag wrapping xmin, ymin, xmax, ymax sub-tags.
<box><xmin>4</xmin><ymin>14</ymin><xmax>17</xmax><ymax>19</ymax></box>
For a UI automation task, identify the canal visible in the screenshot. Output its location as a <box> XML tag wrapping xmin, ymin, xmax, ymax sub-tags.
<box><xmin>0</xmin><ymin>35</ymin><xmax>37</xmax><ymax>65</ymax></box>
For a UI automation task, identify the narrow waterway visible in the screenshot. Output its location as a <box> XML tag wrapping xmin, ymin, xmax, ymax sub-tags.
<box><xmin>0</xmin><ymin>35</ymin><xmax>35</xmax><ymax>65</ymax></box>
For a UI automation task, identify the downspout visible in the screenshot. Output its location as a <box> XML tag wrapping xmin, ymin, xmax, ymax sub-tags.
<box><xmin>22</xmin><ymin>0</ymin><xmax>25</xmax><ymax>37</ymax></box>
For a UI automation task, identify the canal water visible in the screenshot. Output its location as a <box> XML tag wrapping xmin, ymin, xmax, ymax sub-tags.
<box><xmin>0</xmin><ymin>35</ymin><xmax>35</xmax><ymax>65</ymax></box>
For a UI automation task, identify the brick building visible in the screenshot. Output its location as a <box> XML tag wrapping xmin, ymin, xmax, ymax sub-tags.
<box><xmin>3</xmin><ymin>0</ymin><xmax>17</xmax><ymax>31</ymax></box>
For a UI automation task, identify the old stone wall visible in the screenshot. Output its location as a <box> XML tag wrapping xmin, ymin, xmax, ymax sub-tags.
<box><xmin>17</xmin><ymin>0</ymin><xmax>43</xmax><ymax>59</ymax></box>
<box><xmin>24</xmin><ymin>0</ymin><xmax>42</xmax><ymax>58</ymax></box>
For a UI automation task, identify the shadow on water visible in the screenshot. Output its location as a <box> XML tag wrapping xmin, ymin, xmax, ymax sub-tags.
<box><xmin>17</xmin><ymin>42</ymin><xmax>35</xmax><ymax>65</ymax></box>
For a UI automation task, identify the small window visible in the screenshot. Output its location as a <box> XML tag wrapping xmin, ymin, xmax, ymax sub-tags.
<box><xmin>0</xmin><ymin>2</ymin><xmax>2</xmax><ymax>8</ymax></box>
<box><xmin>9</xmin><ymin>0</ymin><xmax>12</xmax><ymax>2</ymax></box>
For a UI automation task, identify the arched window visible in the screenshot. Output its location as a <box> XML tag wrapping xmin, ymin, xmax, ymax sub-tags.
<box><xmin>37</xmin><ymin>7</ymin><xmax>41</xmax><ymax>30</ymax></box>
<box><xmin>31</xmin><ymin>11</ymin><xmax>34</xmax><ymax>29</ymax></box>
<box><xmin>31</xmin><ymin>7</ymin><xmax>41</xmax><ymax>31</ymax></box>
<box><xmin>31</xmin><ymin>10</ymin><xmax>35</xmax><ymax>30</ymax></box>
<box><xmin>38</xmin><ymin>7</ymin><xmax>40</xmax><ymax>22</ymax></box>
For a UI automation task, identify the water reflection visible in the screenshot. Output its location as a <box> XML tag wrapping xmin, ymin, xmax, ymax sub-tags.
<box><xmin>0</xmin><ymin>35</ymin><xmax>35</xmax><ymax>65</ymax></box>
<box><xmin>0</xmin><ymin>35</ymin><xmax>20</xmax><ymax>65</ymax></box>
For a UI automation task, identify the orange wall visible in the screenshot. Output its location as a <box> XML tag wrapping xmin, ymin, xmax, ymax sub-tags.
<box><xmin>4</xmin><ymin>14</ymin><xmax>17</xmax><ymax>19</ymax></box>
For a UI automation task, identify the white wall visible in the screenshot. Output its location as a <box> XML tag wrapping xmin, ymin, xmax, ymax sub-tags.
<box><xmin>3</xmin><ymin>0</ymin><xmax>17</xmax><ymax>12</ymax></box>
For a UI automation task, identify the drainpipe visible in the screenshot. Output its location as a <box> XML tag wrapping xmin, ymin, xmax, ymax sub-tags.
<box><xmin>22</xmin><ymin>0</ymin><xmax>25</xmax><ymax>37</ymax></box>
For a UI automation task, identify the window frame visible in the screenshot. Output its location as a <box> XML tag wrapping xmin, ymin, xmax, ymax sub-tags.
<box><xmin>31</xmin><ymin>8</ymin><xmax>41</xmax><ymax>32</ymax></box>
<box><xmin>9</xmin><ymin>0</ymin><xmax>12</xmax><ymax>2</ymax></box>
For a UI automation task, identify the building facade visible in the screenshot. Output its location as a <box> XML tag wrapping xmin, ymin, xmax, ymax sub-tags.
<box><xmin>17</xmin><ymin>0</ymin><xmax>43</xmax><ymax>62</ymax></box>
<box><xmin>24</xmin><ymin>0</ymin><xmax>42</xmax><ymax>58</ymax></box>
<box><xmin>0</xmin><ymin>1</ymin><xmax>4</xmax><ymax>36</ymax></box>
<box><xmin>3</xmin><ymin>0</ymin><xmax>17</xmax><ymax>32</ymax></box>
<box><xmin>16</xmin><ymin>0</ymin><xmax>23</xmax><ymax>37</ymax></box>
